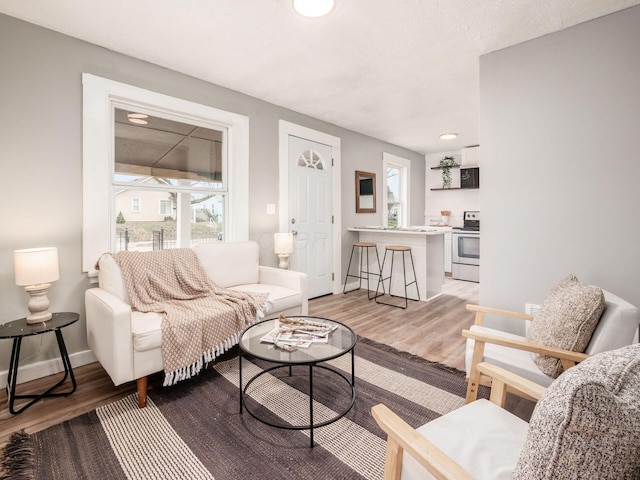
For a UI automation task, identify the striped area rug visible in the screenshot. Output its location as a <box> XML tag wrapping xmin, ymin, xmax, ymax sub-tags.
<box><xmin>1</xmin><ymin>337</ymin><xmax>491</xmax><ymax>480</ymax></box>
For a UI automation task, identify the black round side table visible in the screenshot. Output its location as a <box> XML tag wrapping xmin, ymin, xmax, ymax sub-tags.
<box><xmin>0</xmin><ymin>312</ymin><xmax>79</xmax><ymax>414</ymax></box>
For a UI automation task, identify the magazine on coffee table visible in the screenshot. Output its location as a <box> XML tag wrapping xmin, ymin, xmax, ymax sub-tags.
<box><xmin>261</xmin><ymin>316</ymin><xmax>338</xmax><ymax>350</ymax></box>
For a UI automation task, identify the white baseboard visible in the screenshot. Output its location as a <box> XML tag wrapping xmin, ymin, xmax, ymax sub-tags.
<box><xmin>0</xmin><ymin>349</ymin><xmax>97</xmax><ymax>389</ymax></box>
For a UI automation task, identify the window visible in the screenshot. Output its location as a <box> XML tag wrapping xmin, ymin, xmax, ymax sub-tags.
<box><xmin>382</xmin><ymin>153</ymin><xmax>411</xmax><ymax>228</ymax></box>
<box><xmin>159</xmin><ymin>199</ymin><xmax>172</xmax><ymax>216</ymax></box>
<box><xmin>82</xmin><ymin>74</ymin><xmax>249</xmax><ymax>276</ymax></box>
<box><xmin>112</xmin><ymin>107</ymin><xmax>227</xmax><ymax>252</ymax></box>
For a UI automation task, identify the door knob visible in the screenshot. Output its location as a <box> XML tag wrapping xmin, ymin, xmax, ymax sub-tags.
<box><xmin>291</xmin><ymin>230</ymin><xmax>298</xmax><ymax>236</ymax></box>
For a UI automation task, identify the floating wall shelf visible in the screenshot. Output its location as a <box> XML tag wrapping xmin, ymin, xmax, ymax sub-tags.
<box><xmin>430</xmin><ymin>164</ymin><xmax>461</xmax><ymax>170</ymax></box>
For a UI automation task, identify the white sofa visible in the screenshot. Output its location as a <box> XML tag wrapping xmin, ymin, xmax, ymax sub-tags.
<box><xmin>85</xmin><ymin>241</ymin><xmax>308</xmax><ymax>407</ymax></box>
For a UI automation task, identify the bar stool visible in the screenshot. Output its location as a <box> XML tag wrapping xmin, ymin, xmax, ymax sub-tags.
<box><xmin>343</xmin><ymin>242</ymin><xmax>384</xmax><ymax>300</ymax></box>
<box><xmin>375</xmin><ymin>245</ymin><xmax>420</xmax><ymax>309</ymax></box>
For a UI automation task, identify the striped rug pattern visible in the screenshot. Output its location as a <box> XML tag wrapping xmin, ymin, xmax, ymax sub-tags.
<box><xmin>3</xmin><ymin>337</ymin><xmax>483</xmax><ymax>480</ymax></box>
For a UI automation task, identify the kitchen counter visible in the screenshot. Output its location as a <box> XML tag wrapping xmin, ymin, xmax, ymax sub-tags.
<box><xmin>350</xmin><ymin>226</ymin><xmax>452</xmax><ymax>235</ymax></box>
<box><xmin>347</xmin><ymin>227</ymin><xmax>449</xmax><ymax>301</ymax></box>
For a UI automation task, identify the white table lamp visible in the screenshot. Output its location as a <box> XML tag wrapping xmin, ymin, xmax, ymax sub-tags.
<box><xmin>14</xmin><ymin>247</ymin><xmax>60</xmax><ymax>324</ymax></box>
<box><xmin>274</xmin><ymin>233</ymin><xmax>294</xmax><ymax>269</ymax></box>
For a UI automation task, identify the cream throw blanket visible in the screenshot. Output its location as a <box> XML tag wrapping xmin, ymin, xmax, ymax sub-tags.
<box><xmin>112</xmin><ymin>248</ymin><xmax>269</xmax><ymax>386</ymax></box>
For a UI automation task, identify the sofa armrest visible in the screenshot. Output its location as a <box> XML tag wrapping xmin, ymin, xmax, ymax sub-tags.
<box><xmin>259</xmin><ymin>266</ymin><xmax>309</xmax><ymax>315</ymax></box>
<box><xmin>85</xmin><ymin>287</ymin><xmax>135</xmax><ymax>386</ymax></box>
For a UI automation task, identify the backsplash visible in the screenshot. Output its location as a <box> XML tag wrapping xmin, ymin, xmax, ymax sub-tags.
<box><xmin>424</xmin><ymin>149</ymin><xmax>480</xmax><ymax>227</ymax></box>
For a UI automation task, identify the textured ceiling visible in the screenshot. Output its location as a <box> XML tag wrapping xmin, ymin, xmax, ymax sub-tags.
<box><xmin>1</xmin><ymin>0</ymin><xmax>638</xmax><ymax>154</ymax></box>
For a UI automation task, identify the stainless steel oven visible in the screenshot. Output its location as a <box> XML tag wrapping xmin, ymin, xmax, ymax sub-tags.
<box><xmin>452</xmin><ymin>211</ymin><xmax>480</xmax><ymax>282</ymax></box>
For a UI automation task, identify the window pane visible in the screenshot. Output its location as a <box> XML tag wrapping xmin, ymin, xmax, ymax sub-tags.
<box><xmin>114</xmin><ymin>189</ymin><xmax>224</xmax><ymax>252</ymax></box>
<box><xmin>114</xmin><ymin>108</ymin><xmax>225</xmax><ymax>187</ymax></box>
<box><xmin>191</xmin><ymin>193</ymin><xmax>224</xmax><ymax>245</ymax></box>
<box><xmin>386</xmin><ymin>166</ymin><xmax>401</xmax><ymax>227</ymax></box>
<box><xmin>159</xmin><ymin>199</ymin><xmax>172</xmax><ymax>216</ymax></box>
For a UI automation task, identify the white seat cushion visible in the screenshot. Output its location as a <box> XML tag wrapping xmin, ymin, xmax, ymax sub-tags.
<box><xmin>465</xmin><ymin>325</ymin><xmax>555</xmax><ymax>388</ymax></box>
<box><xmin>402</xmin><ymin>399</ymin><xmax>528</xmax><ymax>480</ymax></box>
<box><xmin>230</xmin><ymin>283</ymin><xmax>302</xmax><ymax>313</ymax></box>
<box><xmin>131</xmin><ymin>311</ymin><xmax>164</xmax><ymax>352</ymax></box>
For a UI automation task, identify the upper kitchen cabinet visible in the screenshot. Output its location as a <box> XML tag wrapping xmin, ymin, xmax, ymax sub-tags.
<box><xmin>461</xmin><ymin>145</ymin><xmax>480</xmax><ymax>166</ymax></box>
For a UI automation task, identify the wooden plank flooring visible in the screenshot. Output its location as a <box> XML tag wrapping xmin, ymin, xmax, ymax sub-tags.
<box><xmin>0</xmin><ymin>278</ymin><xmax>478</xmax><ymax>446</ymax></box>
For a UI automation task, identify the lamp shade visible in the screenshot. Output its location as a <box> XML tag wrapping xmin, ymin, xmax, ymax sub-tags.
<box><xmin>14</xmin><ymin>247</ymin><xmax>60</xmax><ymax>286</ymax></box>
<box><xmin>274</xmin><ymin>233</ymin><xmax>294</xmax><ymax>255</ymax></box>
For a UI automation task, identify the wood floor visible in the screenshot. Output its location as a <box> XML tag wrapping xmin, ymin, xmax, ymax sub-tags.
<box><xmin>0</xmin><ymin>278</ymin><xmax>478</xmax><ymax>446</ymax></box>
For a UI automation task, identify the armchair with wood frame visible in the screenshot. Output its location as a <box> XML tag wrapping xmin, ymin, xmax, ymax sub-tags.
<box><xmin>462</xmin><ymin>288</ymin><xmax>639</xmax><ymax>403</ymax></box>
<box><xmin>372</xmin><ymin>344</ymin><xmax>640</xmax><ymax>480</ymax></box>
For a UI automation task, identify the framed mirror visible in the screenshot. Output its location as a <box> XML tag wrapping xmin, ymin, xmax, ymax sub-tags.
<box><xmin>355</xmin><ymin>170</ymin><xmax>376</xmax><ymax>213</ymax></box>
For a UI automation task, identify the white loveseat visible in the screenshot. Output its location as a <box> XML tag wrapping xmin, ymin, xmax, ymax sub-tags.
<box><xmin>85</xmin><ymin>241</ymin><xmax>308</xmax><ymax>407</ymax></box>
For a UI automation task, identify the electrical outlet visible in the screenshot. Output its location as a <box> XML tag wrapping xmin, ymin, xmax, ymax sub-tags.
<box><xmin>525</xmin><ymin>303</ymin><xmax>540</xmax><ymax>316</ymax></box>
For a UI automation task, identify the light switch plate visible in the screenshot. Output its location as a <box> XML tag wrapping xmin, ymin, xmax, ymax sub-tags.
<box><xmin>266</xmin><ymin>203</ymin><xmax>276</xmax><ymax>215</ymax></box>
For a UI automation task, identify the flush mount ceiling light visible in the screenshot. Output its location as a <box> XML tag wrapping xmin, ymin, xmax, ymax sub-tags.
<box><xmin>127</xmin><ymin>112</ymin><xmax>149</xmax><ymax>125</ymax></box>
<box><xmin>439</xmin><ymin>133</ymin><xmax>458</xmax><ymax>140</ymax></box>
<box><xmin>293</xmin><ymin>0</ymin><xmax>335</xmax><ymax>17</ymax></box>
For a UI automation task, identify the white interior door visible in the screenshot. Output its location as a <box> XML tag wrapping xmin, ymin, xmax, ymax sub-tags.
<box><xmin>288</xmin><ymin>135</ymin><xmax>333</xmax><ymax>298</ymax></box>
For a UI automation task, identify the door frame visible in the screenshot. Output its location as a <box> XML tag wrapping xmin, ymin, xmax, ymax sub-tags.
<box><xmin>278</xmin><ymin>120</ymin><xmax>342</xmax><ymax>295</ymax></box>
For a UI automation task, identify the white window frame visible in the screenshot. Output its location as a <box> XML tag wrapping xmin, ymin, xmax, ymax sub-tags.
<box><xmin>159</xmin><ymin>198</ymin><xmax>172</xmax><ymax>216</ymax></box>
<box><xmin>131</xmin><ymin>197</ymin><xmax>141</xmax><ymax>213</ymax></box>
<box><xmin>382</xmin><ymin>152</ymin><xmax>411</xmax><ymax>228</ymax></box>
<box><xmin>82</xmin><ymin>73</ymin><xmax>249</xmax><ymax>277</ymax></box>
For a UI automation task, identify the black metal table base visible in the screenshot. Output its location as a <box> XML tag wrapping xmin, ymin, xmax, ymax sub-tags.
<box><xmin>239</xmin><ymin>348</ymin><xmax>356</xmax><ymax>448</ymax></box>
<box><xmin>6</xmin><ymin>329</ymin><xmax>77</xmax><ymax>414</ymax></box>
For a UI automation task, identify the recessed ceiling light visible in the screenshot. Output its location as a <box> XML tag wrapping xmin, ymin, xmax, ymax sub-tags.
<box><xmin>439</xmin><ymin>133</ymin><xmax>458</xmax><ymax>140</ymax></box>
<box><xmin>127</xmin><ymin>113</ymin><xmax>149</xmax><ymax>119</ymax></box>
<box><xmin>128</xmin><ymin>118</ymin><xmax>148</xmax><ymax>125</ymax></box>
<box><xmin>293</xmin><ymin>0</ymin><xmax>335</xmax><ymax>17</ymax></box>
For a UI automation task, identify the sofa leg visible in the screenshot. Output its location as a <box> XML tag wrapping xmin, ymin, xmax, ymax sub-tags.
<box><xmin>137</xmin><ymin>376</ymin><xmax>148</xmax><ymax>408</ymax></box>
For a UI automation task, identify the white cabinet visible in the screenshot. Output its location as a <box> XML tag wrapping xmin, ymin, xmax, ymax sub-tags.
<box><xmin>461</xmin><ymin>145</ymin><xmax>480</xmax><ymax>166</ymax></box>
<box><xmin>444</xmin><ymin>232</ymin><xmax>452</xmax><ymax>273</ymax></box>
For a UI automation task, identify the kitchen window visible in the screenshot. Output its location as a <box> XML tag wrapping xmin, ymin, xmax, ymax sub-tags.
<box><xmin>382</xmin><ymin>153</ymin><xmax>411</xmax><ymax>228</ymax></box>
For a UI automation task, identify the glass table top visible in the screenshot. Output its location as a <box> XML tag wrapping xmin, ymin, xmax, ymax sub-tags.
<box><xmin>239</xmin><ymin>316</ymin><xmax>357</xmax><ymax>364</ymax></box>
<box><xmin>0</xmin><ymin>312</ymin><xmax>79</xmax><ymax>339</ymax></box>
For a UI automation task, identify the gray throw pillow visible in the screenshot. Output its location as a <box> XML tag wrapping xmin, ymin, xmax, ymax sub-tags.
<box><xmin>526</xmin><ymin>274</ymin><xmax>605</xmax><ymax>378</ymax></box>
<box><xmin>512</xmin><ymin>344</ymin><xmax>640</xmax><ymax>479</ymax></box>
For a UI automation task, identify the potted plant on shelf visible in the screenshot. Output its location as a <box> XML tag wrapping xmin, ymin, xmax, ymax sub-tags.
<box><xmin>439</xmin><ymin>156</ymin><xmax>457</xmax><ymax>188</ymax></box>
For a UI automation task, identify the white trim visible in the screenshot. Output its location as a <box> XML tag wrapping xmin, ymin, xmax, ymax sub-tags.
<box><xmin>278</xmin><ymin>120</ymin><xmax>342</xmax><ymax>294</ymax></box>
<box><xmin>82</xmin><ymin>73</ymin><xmax>249</xmax><ymax>274</ymax></box>
<box><xmin>0</xmin><ymin>349</ymin><xmax>97</xmax><ymax>389</ymax></box>
<box><xmin>382</xmin><ymin>152</ymin><xmax>411</xmax><ymax>227</ymax></box>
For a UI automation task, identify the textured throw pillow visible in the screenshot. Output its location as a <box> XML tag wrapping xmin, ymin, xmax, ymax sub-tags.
<box><xmin>526</xmin><ymin>274</ymin><xmax>605</xmax><ymax>378</ymax></box>
<box><xmin>512</xmin><ymin>344</ymin><xmax>640</xmax><ymax>479</ymax></box>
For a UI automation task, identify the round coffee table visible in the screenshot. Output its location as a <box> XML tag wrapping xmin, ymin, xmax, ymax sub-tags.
<box><xmin>238</xmin><ymin>316</ymin><xmax>357</xmax><ymax>447</ymax></box>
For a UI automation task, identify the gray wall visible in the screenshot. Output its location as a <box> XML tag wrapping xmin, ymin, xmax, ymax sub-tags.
<box><xmin>479</xmin><ymin>6</ymin><xmax>640</xmax><ymax>332</ymax></box>
<box><xmin>0</xmin><ymin>14</ymin><xmax>424</xmax><ymax>371</ymax></box>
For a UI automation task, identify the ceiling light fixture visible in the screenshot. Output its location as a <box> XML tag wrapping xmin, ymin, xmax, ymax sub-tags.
<box><xmin>127</xmin><ymin>113</ymin><xmax>149</xmax><ymax>125</ymax></box>
<box><xmin>439</xmin><ymin>133</ymin><xmax>458</xmax><ymax>140</ymax></box>
<box><xmin>293</xmin><ymin>0</ymin><xmax>335</xmax><ymax>17</ymax></box>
